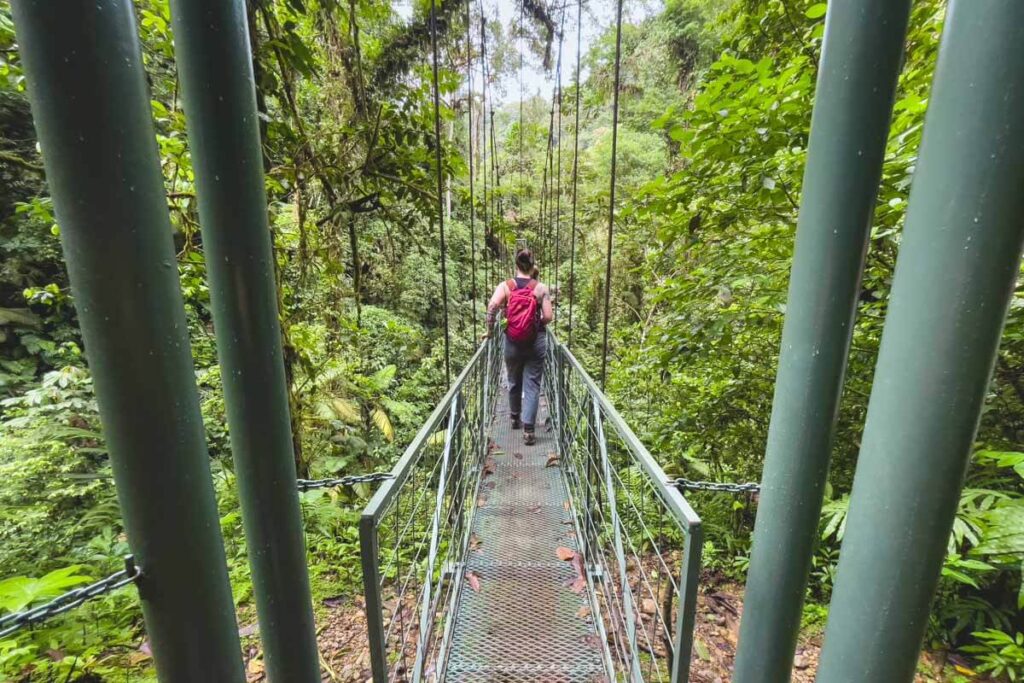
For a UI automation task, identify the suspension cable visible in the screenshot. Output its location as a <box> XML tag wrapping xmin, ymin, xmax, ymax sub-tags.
<box><xmin>567</xmin><ymin>0</ymin><xmax>582</xmax><ymax>350</ymax></box>
<box><xmin>490</xmin><ymin>110</ymin><xmax>503</xmax><ymax>266</ymax></box>
<box><xmin>542</xmin><ymin>92</ymin><xmax>555</xmax><ymax>258</ymax></box>
<box><xmin>466</xmin><ymin>0</ymin><xmax>477</xmax><ymax>341</ymax></box>
<box><xmin>553</xmin><ymin>5</ymin><xmax>566</xmax><ymax>332</ymax></box>
<box><xmin>479</xmin><ymin>2</ymin><xmax>490</xmax><ymax>291</ymax></box>
<box><xmin>600</xmin><ymin>0</ymin><xmax>623</xmax><ymax>388</ymax></box>
<box><xmin>518</xmin><ymin>0</ymin><xmax>525</xmax><ymax>233</ymax></box>
<box><xmin>429</xmin><ymin>0</ymin><xmax>452</xmax><ymax>386</ymax></box>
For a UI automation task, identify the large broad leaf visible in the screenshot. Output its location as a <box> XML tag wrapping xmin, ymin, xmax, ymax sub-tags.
<box><xmin>0</xmin><ymin>308</ymin><xmax>40</xmax><ymax>328</ymax></box>
<box><xmin>974</xmin><ymin>500</ymin><xmax>1024</xmax><ymax>558</ymax></box>
<box><xmin>369</xmin><ymin>365</ymin><xmax>397</xmax><ymax>392</ymax></box>
<box><xmin>371</xmin><ymin>407</ymin><xmax>394</xmax><ymax>442</ymax></box>
<box><xmin>0</xmin><ymin>566</ymin><xmax>92</xmax><ymax>613</ymax></box>
<box><xmin>329</xmin><ymin>398</ymin><xmax>362</xmax><ymax>425</ymax></box>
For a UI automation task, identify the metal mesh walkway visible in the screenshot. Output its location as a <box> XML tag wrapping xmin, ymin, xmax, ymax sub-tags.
<box><xmin>444</xmin><ymin>386</ymin><xmax>609</xmax><ymax>682</ymax></box>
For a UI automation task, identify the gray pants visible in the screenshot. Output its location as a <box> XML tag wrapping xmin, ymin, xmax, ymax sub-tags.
<box><xmin>504</xmin><ymin>330</ymin><xmax>547</xmax><ymax>429</ymax></box>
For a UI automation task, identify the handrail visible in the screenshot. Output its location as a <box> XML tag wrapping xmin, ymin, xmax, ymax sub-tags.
<box><xmin>360</xmin><ymin>335</ymin><xmax>501</xmax><ymax>683</ymax></box>
<box><xmin>547</xmin><ymin>333</ymin><xmax>703</xmax><ymax>683</ymax></box>
<box><xmin>555</xmin><ymin>338</ymin><xmax>701</xmax><ymax>531</ymax></box>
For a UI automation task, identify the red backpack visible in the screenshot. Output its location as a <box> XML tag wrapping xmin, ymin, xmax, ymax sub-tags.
<box><xmin>505</xmin><ymin>279</ymin><xmax>540</xmax><ymax>343</ymax></box>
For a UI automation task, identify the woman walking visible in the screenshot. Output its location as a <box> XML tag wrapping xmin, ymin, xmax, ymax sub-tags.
<box><xmin>484</xmin><ymin>249</ymin><xmax>553</xmax><ymax>445</ymax></box>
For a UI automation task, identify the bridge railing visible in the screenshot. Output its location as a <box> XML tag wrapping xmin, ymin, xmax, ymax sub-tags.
<box><xmin>360</xmin><ymin>336</ymin><xmax>502</xmax><ymax>683</ymax></box>
<box><xmin>547</xmin><ymin>336</ymin><xmax>703</xmax><ymax>683</ymax></box>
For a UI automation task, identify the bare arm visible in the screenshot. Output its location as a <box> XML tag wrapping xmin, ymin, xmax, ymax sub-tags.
<box><xmin>539</xmin><ymin>284</ymin><xmax>554</xmax><ymax>324</ymax></box>
<box><xmin>485</xmin><ymin>282</ymin><xmax>507</xmax><ymax>335</ymax></box>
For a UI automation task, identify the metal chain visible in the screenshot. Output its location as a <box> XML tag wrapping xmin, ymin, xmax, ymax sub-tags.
<box><xmin>671</xmin><ymin>478</ymin><xmax>762</xmax><ymax>494</ymax></box>
<box><xmin>296</xmin><ymin>472</ymin><xmax>394</xmax><ymax>492</ymax></box>
<box><xmin>0</xmin><ymin>556</ymin><xmax>139</xmax><ymax>639</ymax></box>
<box><xmin>0</xmin><ymin>472</ymin><xmax>395</xmax><ymax>638</ymax></box>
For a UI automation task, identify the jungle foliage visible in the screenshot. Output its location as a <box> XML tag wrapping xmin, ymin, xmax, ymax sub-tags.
<box><xmin>0</xmin><ymin>0</ymin><xmax>1021</xmax><ymax>680</ymax></box>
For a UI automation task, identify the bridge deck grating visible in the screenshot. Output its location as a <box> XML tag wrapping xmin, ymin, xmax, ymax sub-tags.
<box><xmin>444</xmin><ymin>385</ymin><xmax>608</xmax><ymax>682</ymax></box>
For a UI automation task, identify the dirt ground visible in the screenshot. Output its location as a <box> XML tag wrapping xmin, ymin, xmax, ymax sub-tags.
<box><xmin>238</xmin><ymin>579</ymin><xmax>978</xmax><ymax>683</ymax></box>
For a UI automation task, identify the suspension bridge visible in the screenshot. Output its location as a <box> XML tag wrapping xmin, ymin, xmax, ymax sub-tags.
<box><xmin>359</xmin><ymin>334</ymin><xmax>700</xmax><ymax>683</ymax></box>
<box><xmin>5</xmin><ymin>0</ymin><xmax>1024</xmax><ymax>682</ymax></box>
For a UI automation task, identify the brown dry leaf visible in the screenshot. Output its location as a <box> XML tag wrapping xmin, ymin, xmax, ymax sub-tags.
<box><xmin>247</xmin><ymin>657</ymin><xmax>265</xmax><ymax>676</ymax></box>
<box><xmin>483</xmin><ymin>457</ymin><xmax>496</xmax><ymax>476</ymax></box>
<box><xmin>483</xmin><ymin>480</ymin><xmax>496</xmax><ymax>491</ymax></box>
<box><xmin>570</xmin><ymin>577</ymin><xmax>587</xmax><ymax>594</ymax></box>
<box><xmin>555</xmin><ymin>547</ymin><xmax>576</xmax><ymax>561</ymax></box>
<box><xmin>526</xmin><ymin>504</ymin><xmax>541</xmax><ymax>513</ymax></box>
<box><xmin>469</xmin><ymin>533</ymin><xmax>482</xmax><ymax>551</ymax></box>
<box><xmin>545</xmin><ymin>452</ymin><xmax>560</xmax><ymax>468</ymax></box>
<box><xmin>576</xmin><ymin>605</ymin><xmax>591</xmax><ymax>619</ymax></box>
<box><xmin>513</xmin><ymin>451</ymin><xmax>524</xmax><ymax>460</ymax></box>
<box><xmin>563</xmin><ymin>501</ymin><xmax>570</xmax><ymax>511</ymax></box>
<box><xmin>582</xmin><ymin>634</ymin><xmax>603</xmax><ymax>649</ymax></box>
<box><xmin>466</xmin><ymin>571</ymin><xmax>482</xmax><ymax>592</ymax></box>
<box><xmin>477</xmin><ymin>495</ymin><xmax>487</xmax><ymax>508</ymax></box>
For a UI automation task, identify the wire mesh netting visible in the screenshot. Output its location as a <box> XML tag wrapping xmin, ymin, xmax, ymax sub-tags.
<box><xmin>548</xmin><ymin>338</ymin><xmax>702</xmax><ymax>683</ymax></box>
<box><xmin>361</xmin><ymin>338</ymin><xmax>502</xmax><ymax>682</ymax></box>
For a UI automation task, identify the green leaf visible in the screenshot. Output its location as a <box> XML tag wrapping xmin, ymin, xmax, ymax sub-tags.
<box><xmin>0</xmin><ymin>566</ymin><xmax>92</xmax><ymax>613</ymax></box>
<box><xmin>806</xmin><ymin>3</ymin><xmax>827</xmax><ymax>19</ymax></box>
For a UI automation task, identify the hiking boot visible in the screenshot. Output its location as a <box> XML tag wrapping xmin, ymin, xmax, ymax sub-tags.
<box><xmin>524</xmin><ymin>431</ymin><xmax>536</xmax><ymax>446</ymax></box>
<box><xmin>511</xmin><ymin>415</ymin><xmax>522</xmax><ymax>430</ymax></box>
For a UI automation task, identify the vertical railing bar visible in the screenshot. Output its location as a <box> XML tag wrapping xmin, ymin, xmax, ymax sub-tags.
<box><xmin>671</xmin><ymin>521</ymin><xmax>702</xmax><ymax>683</ymax></box>
<box><xmin>413</xmin><ymin>397</ymin><xmax>458</xmax><ymax>682</ymax></box>
<box><xmin>595</xmin><ymin>395</ymin><xmax>643</xmax><ymax>683</ymax></box>
<box><xmin>360</xmin><ymin>511</ymin><xmax>388</xmax><ymax>683</ymax></box>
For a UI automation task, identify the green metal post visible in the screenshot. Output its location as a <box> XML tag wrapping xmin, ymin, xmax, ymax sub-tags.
<box><xmin>816</xmin><ymin>4</ymin><xmax>1024</xmax><ymax>681</ymax></box>
<box><xmin>166</xmin><ymin>1</ymin><xmax>320</xmax><ymax>680</ymax></box>
<box><xmin>9</xmin><ymin>2</ymin><xmax>245</xmax><ymax>681</ymax></box>
<box><xmin>733</xmin><ymin>3</ymin><xmax>911</xmax><ymax>680</ymax></box>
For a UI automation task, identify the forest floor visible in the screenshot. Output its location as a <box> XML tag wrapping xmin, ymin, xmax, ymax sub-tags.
<box><xmin>237</xmin><ymin>577</ymin><xmax>979</xmax><ymax>683</ymax></box>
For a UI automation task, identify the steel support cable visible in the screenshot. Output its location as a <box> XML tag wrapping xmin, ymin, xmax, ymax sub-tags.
<box><xmin>429</xmin><ymin>0</ymin><xmax>452</xmax><ymax>386</ymax></box>
<box><xmin>465</xmin><ymin>0</ymin><xmax>478</xmax><ymax>341</ymax></box>
<box><xmin>553</xmin><ymin>5</ymin><xmax>566</xmax><ymax>331</ymax></box>
<box><xmin>518</xmin><ymin>0</ymin><xmax>525</xmax><ymax>232</ymax></box>
<box><xmin>490</xmin><ymin>110</ymin><xmax>502</xmax><ymax>258</ymax></box>
<box><xmin>567</xmin><ymin>0</ymin><xmax>582</xmax><ymax>349</ymax></box>
<box><xmin>540</xmin><ymin>96</ymin><xmax>555</xmax><ymax>256</ymax></box>
<box><xmin>479</xmin><ymin>3</ymin><xmax>490</xmax><ymax>291</ymax></box>
<box><xmin>600</xmin><ymin>0</ymin><xmax>624</xmax><ymax>387</ymax></box>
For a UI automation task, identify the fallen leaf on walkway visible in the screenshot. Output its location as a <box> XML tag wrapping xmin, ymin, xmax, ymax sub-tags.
<box><xmin>477</xmin><ymin>496</ymin><xmax>487</xmax><ymax>508</ymax></box>
<box><xmin>583</xmin><ymin>634</ymin><xmax>602</xmax><ymax>649</ymax></box>
<box><xmin>238</xmin><ymin>622</ymin><xmax>259</xmax><ymax>637</ymax></box>
<box><xmin>483</xmin><ymin>457</ymin><xmax>496</xmax><ymax>476</ymax></box>
<box><xmin>545</xmin><ymin>453</ymin><xmax>560</xmax><ymax>467</ymax></box>
<box><xmin>570</xmin><ymin>577</ymin><xmax>587</xmax><ymax>594</ymax></box>
<box><xmin>526</xmin><ymin>504</ymin><xmax>541</xmax><ymax>513</ymax></box>
<box><xmin>466</xmin><ymin>571</ymin><xmax>482</xmax><ymax>592</ymax></box>
<box><xmin>555</xmin><ymin>547</ymin><xmax>576</xmax><ymax>561</ymax></box>
<box><xmin>469</xmin><ymin>533</ymin><xmax>482</xmax><ymax>551</ymax></box>
<box><xmin>576</xmin><ymin>606</ymin><xmax>591</xmax><ymax>619</ymax></box>
<box><xmin>483</xmin><ymin>481</ymin><xmax>496</xmax><ymax>491</ymax></box>
<box><xmin>563</xmin><ymin>501</ymin><xmax>570</xmax><ymax>511</ymax></box>
<box><xmin>513</xmin><ymin>451</ymin><xmax>524</xmax><ymax>460</ymax></box>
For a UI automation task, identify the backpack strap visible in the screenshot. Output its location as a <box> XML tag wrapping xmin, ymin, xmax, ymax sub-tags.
<box><xmin>525</xmin><ymin>279</ymin><xmax>538</xmax><ymax>290</ymax></box>
<box><xmin>506</xmin><ymin>278</ymin><xmax>518</xmax><ymax>292</ymax></box>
